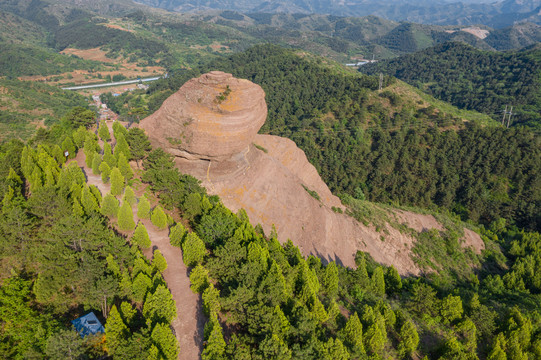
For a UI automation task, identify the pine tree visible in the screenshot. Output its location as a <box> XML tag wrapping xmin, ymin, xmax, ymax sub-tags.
<box><xmin>103</xmin><ymin>142</ymin><xmax>116</xmax><ymax>168</ymax></box>
<box><xmin>258</xmin><ymin>333</ymin><xmax>291</xmax><ymax>360</ymax></box>
<box><xmin>385</xmin><ymin>265</ymin><xmax>402</xmax><ymax>295</ymax></box>
<box><xmin>143</xmin><ymin>284</ymin><xmax>177</xmax><ymax>324</ymax></box>
<box><xmin>122</xmin><ymin>186</ymin><xmax>136</xmax><ymax>206</ymax></box>
<box><xmin>182</xmin><ymin>232</ymin><xmax>206</xmax><ymax>267</ymax></box>
<box><xmin>398</xmin><ymin>320</ymin><xmax>419</xmax><ymax>358</ymax></box>
<box><xmin>169</xmin><ymin>222</ymin><xmax>186</xmax><ymax>247</ymax></box>
<box><xmin>202</xmin><ymin>284</ymin><xmax>221</xmax><ymax>316</ymax></box>
<box><xmin>118</xmin><ymin>200</ymin><xmax>135</xmax><ymax>231</ymax></box>
<box><xmin>323</xmin><ymin>261</ymin><xmax>339</xmax><ymax>299</ymax></box>
<box><xmin>151</xmin><ymin>323</ymin><xmax>179</xmax><ymax>360</ymax></box>
<box><xmin>343</xmin><ymin>312</ymin><xmax>365</xmax><ymax>355</ymax></box>
<box><xmin>202</xmin><ymin>315</ymin><xmax>226</xmax><ymax>360</ymax></box>
<box><xmin>151</xmin><ymin>205</ymin><xmax>168</xmax><ymax>230</ymax></box>
<box><xmin>105</xmin><ymin>305</ymin><xmax>128</xmax><ymax>356</ymax></box>
<box><xmin>91</xmin><ymin>154</ymin><xmax>102</xmax><ymax>175</ymax></box>
<box><xmin>110</xmin><ymin>167</ymin><xmax>124</xmax><ymax>196</ymax></box>
<box><xmin>132</xmin><ymin>272</ymin><xmax>152</xmax><ymax>304</ymax></box>
<box><xmin>152</xmin><ymin>250</ymin><xmax>167</xmax><ymax>273</ymax></box>
<box><xmin>132</xmin><ymin>222</ymin><xmax>151</xmax><ymax>249</ymax></box>
<box><xmin>312</xmin><ymin>297</ymin><xmax>329</xmax><ymax>323</ymax></box>
<box><xmin>120</xmin><ymin>301</ymin><xmax>136</xmax><ymax>328</ymax></box>
<box><xmin>117</xmin><ymin>152</ymin><xmax>133</xmax><ymax>180</ymax></box>
<box><xmin>99</xmin><ymin>120</ymin><xmax>111</xmax><ymax>142</ymax></box>
<box><xmin>99</xmin><ymin>161</ymin><xmax>111</xmax><ymax>183</ymax></box>
<box><xmin>137</xmin><ymin>195</ymin><xmax>151</xmax><ymax>219</ymax></box>
<box><xmin>81</xmin><ymin>185</ymin><xmax>100</xmax><ymax>214</ymax></box>
<box><xmin>114</xmin><ymin>133</ymin><xmax>131</xmax><ymax>160</ymax></box>
<box><xmin>72</xmin><ymin>197</ymin><xmax>85</xmax><ymax>217</ymax></box>
<box><xmin>271</xmin><ymin>305</ymin><xmax>290</xmax><ymax>338</ymax></box>
<box><xmin>325</xmin><ymin>338</ymin><xmax>350</xmax><ymax>360</ymax></box>
<box><xmin>61</xmin><ymin>136</ymin><xmax>76</xmax><ymax>159</ymax></box>
<box><xmin>371</xmin><ymin>267</ymin><xmax>386</xmax><ymax>297</ymax></box>
<box><xmin>440</xmin><ymin>294</ymin><xmax>463</xmax><ymax>324</ymax></box>
<box><xmin>72</xmin><ymin>126</ymin><xmax>88</xmax><ymax>148</ymax></box>
<box><xmin>112</xmin><ymin>121</ymin><xmax>128</xmax><ymax>139</ymax></box>
<box><xmin>101</xmin><ymin>192</ymin><xmax>120</xmax><ymax>218</ymax></box>
<box><xmin>189</xmin><ymin>264</ymin><xmax>210</xmax><ymax>294</ymax></box>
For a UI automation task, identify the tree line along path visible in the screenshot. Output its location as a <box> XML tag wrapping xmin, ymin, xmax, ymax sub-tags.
<box><xmin>69</xmin><ymin>121</ymin><xmax>205</xmax><ymax>360</ymax></box>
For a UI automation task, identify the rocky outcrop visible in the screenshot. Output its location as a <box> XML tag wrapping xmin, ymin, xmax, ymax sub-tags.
<box><xmin>140</xmin><ymin>71</ymin><xmax>482</xmax><ymax>275</ymax></box>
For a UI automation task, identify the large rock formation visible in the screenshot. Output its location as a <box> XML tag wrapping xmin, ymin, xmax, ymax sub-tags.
<box><xmin>140</xmin><ymin>71</ymin><xmax>483</xmax><ymax>274</ymax></box>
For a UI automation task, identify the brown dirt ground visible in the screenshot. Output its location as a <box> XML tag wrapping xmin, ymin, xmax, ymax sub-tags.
<box><xmin>69</xmin><ymin>131</ymin><xmax>204</xmax><ymax>360</ymax></box>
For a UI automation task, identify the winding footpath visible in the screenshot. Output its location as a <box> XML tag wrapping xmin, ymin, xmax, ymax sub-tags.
<box><xmin>70</xmin><ymin>148</ymin><xmax>205</xmax><ymax>360</ymax></box>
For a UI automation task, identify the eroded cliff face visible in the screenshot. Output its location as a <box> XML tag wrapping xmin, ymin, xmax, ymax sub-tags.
<box><xmin>140</xmin><ymin>71</ymin><xmax>483</xmax><ymax>275</ymax></box>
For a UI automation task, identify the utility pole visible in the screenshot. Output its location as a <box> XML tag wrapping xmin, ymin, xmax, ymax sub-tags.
<box><xmin>379</xmin><ymin>73</ymin><xmax>383</xmax><ymax>91</ymax></box>
<box><xmin>502</xmin><ymin>104</ymin><xmax>508</xmax><ymax>125</ymax></box>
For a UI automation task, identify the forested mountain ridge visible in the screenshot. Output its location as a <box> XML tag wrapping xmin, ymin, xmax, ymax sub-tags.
<box><xmin>361</xmin><ymin>42</ymin><xmax>541</xmax><ymax>130</ymax></box>
<box><xmin>113</xmin><ymin>45</ymin><xmax>540</xmax><ymax>233</ymax></box>
<box><xmin>136</xmin><ymin>0</ymin><xmax>541</xmax><ymax>28</ymax></box>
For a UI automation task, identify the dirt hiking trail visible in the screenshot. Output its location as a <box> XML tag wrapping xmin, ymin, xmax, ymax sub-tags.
<box><xmin>70</xmin><ymin>146</ymin><xmax>204</xmax><ymax>360</ymax></box>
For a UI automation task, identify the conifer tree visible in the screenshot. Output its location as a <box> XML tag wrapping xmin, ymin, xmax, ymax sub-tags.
<box><xmin>202</xmin><ymin>284</ymin><xmax>221</xmax><ymax>316</ymax></box>
<box><xmin>189</xmin><ymin>264</ymin><xmax>210</xmax><ymax>294</ymax></box>
<box><xmin>132</xmin><ymin>222</ymin><xmax>151</xmax><ymax>249</ymax></box>
<box><xmin>202</xmin><ymin>315</ymin><xmax>226</xmax><ymax>360</ymax></box>
<box><xmin>132</xmin><ymin>272</ymin><xmax>152</xmax><ymax>304</ymax></box>
<box><xmin>81</xmin><ymin>185</ymin><xmax>99</xmax><ymax>214</ymax></box>
<box><xmin>61</xmin><ymin>136</ymin><xmax>76</xmax><ymax>159</ymax></box>
<box><xmin>440</xmin><ymin>295</ymin><xmax>463</xmax><ymax>324</ymax></box>
<box><xmin>323</xmin><ymin>261</ymin><xmax>339</xmax><ymax>299</ymax></box>
<box><xmin>114</xmin><ymin>133</ymin><xmax>131</xmax><ymax>160</ymax></box>
<box><xmin>85</xmin><ymin>150</ymin><xmax>96</xmax><ymax>169</ymax></box>
<box><xmin>398</xmin><ymin>320</ymin><xmax>419</xmax><ymax>358</ymax></box>
<box><xmin>271</xmin><ymin>305</ymin><xmax>290</xmax><ymax>338</ymax></box>
<box><xmin>110</xmin><ymin>167</ymin><xmax>124</xmax><ymax>196</ymax></box>
<box><xmin>105</xmin><ymin>305</ymin><xmax>128</xmax><ymax>356</ymax></box>
<box><xmin>112</xmin><ymin>121</ymin><xmax>127</xmax><ymax>139</ymax></box>
<box><xmin>118</xmin><ymin>200</ymin><xmax>135</xmax><ymax>231</ymax></box>
<box><xmin>258</xmin><ymin>333</ymin><xmax>291</xmax><ymax>360</ymax></box>
<box><xmin>117</xmin><ymin>152</ymin><xmax>133</xmax><ymax>180</ymax></box>
<box><xmin>91</xmin><ymin>154</ymin><xmax>102</xmax><ymax>175</ymax></box>
<box><xmin>179</xmin><ymin>238</ymin><xmax>207</xmax><ymax>273</ymax></box>
<box><xmin>143</xmin><ymin>284</ymin><xmax>177</xmax><ymax>324</ymax></box>
<box><xmin>371</xmin><ymin>267</ymin><xmax>386</xmax><ymax>297</ymax></box>
<box><xmin>343</xmin><ymin>312</ymin><xmax>365</xmax><ymax>355</ymax></box>
<box><xmin>151</xmin><ymin>205</ymin><xmax>168</xmax><ymax>230</ymax></box>
<box><xmin>72</xmin><ymin>197</ymin><xmax>85</xmax><ymax>217</ymax></box>
<box><xmin>325</xmin><ymin>338</ymin><xmax>350</xmax><ymax>360</ymax></box>
<box><xmin>72</xmin><ymin>126</ymin><xmax>87</xmax><ymax>148</ymax></box>
<box><xmin>385</xmin><ymin>265</ymin><xmax>403</xmax><ymax>295</ymax></box>
<box><xmin>152</xmin><ymin>250</ymin><xmax>167</xmax><ymax>273</ymax></box>
<box><xmin>122</xmin><ymin>185</ymin><xmax>136</xmax><ymax>206</ymax></box>
<box><xmin>101</xmin><ymin>192</ymin><xmax>120</xmax><ymax>218</ymax></box>
<box><xmin>355</xmin><ymin>252</ymin><xmax>371</xmax><ymax>288</ymax></box>
<box><xmin>120</xmin><ymin>301</ymin><xmax>136</xmax><ymax>328</ymax></box>
<box><xmin>99</xmin><ymin>161</ymin><xmax>111</xmax><ymax>183</ymax></box>
<box><xmin>103</xmin><ymin>142</ymin><xmax>116</xmax><ymax>168</ymax></box>
<box><xmin>169</xmin><ymin>222</ymin><xmax>186</xmax><ymax>247</ymax></box>
<box><xmin>137</xmin><ymin>195</ymin><xmax>151</xmax><ymax>219</ymax></box>
<box><xmin>151</xmin><ymin>322</ymin><xmax>179</xmax><ymax>360</ymax></box>
<box><xmin>312</xmin><ymin>297</ymin><xmax>329</xmax><ymax>323</ymax></box>
<box><xmin>99</xmin><ymin>120</ymin><xmax>111</xmax><ymax>142</ymax></box>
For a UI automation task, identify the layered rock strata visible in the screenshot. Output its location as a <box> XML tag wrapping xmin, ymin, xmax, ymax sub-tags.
<box><xmin>140</xmin><ymin>71</ymin><xmax>481</xmax><ymax>275</ymax></box>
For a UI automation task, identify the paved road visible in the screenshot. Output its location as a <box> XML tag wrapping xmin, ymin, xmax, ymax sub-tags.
<box><xmin>61</xmin><ymin>76</ymin><xmax>161</xmax><ymax>90</ymax></box>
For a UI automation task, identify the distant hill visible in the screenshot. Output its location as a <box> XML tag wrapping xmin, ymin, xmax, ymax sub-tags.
<box><xmin>361</xmin><ymin>42</ymin><xmax>541</xmax><ymax>129</ymax></box>
<box><xmin>135</xmin><ymin>0</ymin><xmax>541</xmax><ymax>28</ymax></box>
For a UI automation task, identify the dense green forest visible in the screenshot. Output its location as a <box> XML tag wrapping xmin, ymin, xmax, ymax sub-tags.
<box><xmin>361</xmin><ymin>42</ymin><xmax>541</xmax><ymax>129</ymax></box>
<box><xmin>2</xmin><ymin>111</ymin><xmax>541</xmax><ymax>359</ymax></box>
<box><xmin>128</xmin><ymin>45</ymin><xmax>540</xmax><ymax>232</ymax></box>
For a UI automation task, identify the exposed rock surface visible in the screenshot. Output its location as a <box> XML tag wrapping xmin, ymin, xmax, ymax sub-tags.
<box><xmin>140</xmin><ymin>71</ymin><xmax>482</xmax><ymax>275</ymax></box>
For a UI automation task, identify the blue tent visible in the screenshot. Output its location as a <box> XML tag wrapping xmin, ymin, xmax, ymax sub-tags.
<box><xmin>71</xmin><ymin>312</ymin><xmax>105</xmax><ymax>338</ymax></box>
